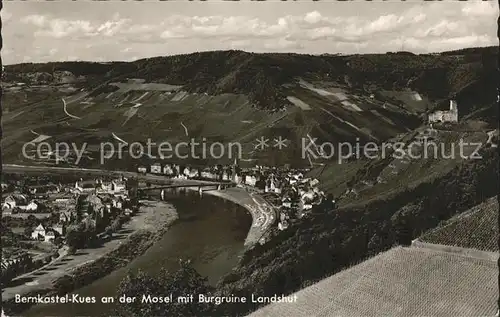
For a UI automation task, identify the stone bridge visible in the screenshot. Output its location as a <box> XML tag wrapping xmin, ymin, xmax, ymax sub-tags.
<box><xmin>137</xmin><ymin>181</ymin><xmax>236</xmax><ymax>195</ymax></box>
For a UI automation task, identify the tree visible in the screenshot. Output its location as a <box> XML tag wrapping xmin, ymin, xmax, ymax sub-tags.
<box><xmin>65</xmin><ymin>220</ymin><xmax>98</xmax><ymax>250</ymax></box>
<box><xmin>104</xmin><ymin>226</ymin><xmax>113</xmax><ymax>237</ymax></box>
<box><xmin>24</xmin><ymin>227</ymin><xmax>32</xmax><ymax>238</ymax></box>
<box><xmin>65</xmin><ymin>224</ymin><xmax>83</xmax><ymax>250</ymax></box>
<box><xmin>68</xmin><ymin>246</ymin><xmax>77</xmax><ymax>255</ymax></box>
<box><xmin>115</xmin><ymin>260</ymin><xmax>216</xmax><ymax>317</ymax></box>
<box><xmin>26</xmin><ymin>215</ymin><xmax>38</xmax><ymax>228</ymax></box>
<box><xmin>53</xmin><ymin>236</ymin><xmax>64</xmax><ymax>247</ymax></box>
<box><xmin>111</xmin><ymin>219</ymin><xmax>121</xmax><ymax>232</ymax></box>
<box><xmin>51</xmin><ymin>250</ymin><xmax>59</xmax><ymax>259</ymax></box>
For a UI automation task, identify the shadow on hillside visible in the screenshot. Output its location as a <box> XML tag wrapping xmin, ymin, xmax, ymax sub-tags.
<box><xmin>43</xmin><ymin>267</ymin><xmax>57</xmax><ymax>272</ymax></box>
<box><xmin>117</xmin><ymin>229</ymin><xmax>134</xmax><ymax>234</ymax></box>
<box><xmin>6</xmin><ymin>276</ymin><xmax>35</xmax><ymax>287</ymax></box>
<box><xmin>31</xmin><ymin>271</ymin><xmax>46</xmax><ymax>276</ymax></box>
<box><xmin>74</xmin><ymin>251</ymin><xmax>89</xmax><ymax>256</ymax></box>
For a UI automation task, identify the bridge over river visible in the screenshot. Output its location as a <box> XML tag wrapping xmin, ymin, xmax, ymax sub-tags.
<box><xmin>138</xmin><ymin>181</ymin><xmax>235</xmax><ymax>194</ymax></box>
<box><xmin>137</xmin><ymin>182</ymin><xmax>276</xmax><ymax>247</ymax></box>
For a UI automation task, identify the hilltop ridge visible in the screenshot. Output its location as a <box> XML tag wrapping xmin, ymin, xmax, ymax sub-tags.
<box><xmin>2</xmin><ymin>47</ymin><xmax>497</xmax><ymax>168</ymax></box>
<box><xmin>4</xmin><ymin>46</ymin><xmax>497</xmax><ymax>116</ymax></box>
<box><xmin>1</xmin><ymin>46</ymin><xmax>498</xmax><ymax>317</ymax></box>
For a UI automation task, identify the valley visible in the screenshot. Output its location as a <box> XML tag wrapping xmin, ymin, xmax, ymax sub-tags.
<box><xmin>1</xmin><ymin>47</ymin><xmax>498</xmax><ymax>317</ymax></box>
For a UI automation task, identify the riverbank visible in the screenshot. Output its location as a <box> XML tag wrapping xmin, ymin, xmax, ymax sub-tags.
<box><xmin>19</xmin><ymin>191</ymin><xmax>252</xmax><ymax>317</ymax></box>
<box><xmin>204</xmin><ymin>187</ymin><xmax>276</xmax><ymax>248</ymax></box>
<box><xmin>2</xmin><ymin>200</ymin><xmax>178</xmax><ymax>315</ymax></box>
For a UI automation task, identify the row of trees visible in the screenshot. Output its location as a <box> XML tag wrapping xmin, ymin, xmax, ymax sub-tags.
<box><xmin>65</xmin><ymin>195</ymin><xmax>137</xmax><ymax>253</ymax></box>
<box><xmin>114</xmin><ymin>260</ymin><xmax>216</xmax><ymax>317</ymax></box>
<box><xmin>1</xmin><ymin>249</ymin><xmax>60</xmax><ymax>285</ymax></box>
<box><xmin>65</xmin><ymin>213</ymin><xmax>131</xmax><ymax>253</ymax></box>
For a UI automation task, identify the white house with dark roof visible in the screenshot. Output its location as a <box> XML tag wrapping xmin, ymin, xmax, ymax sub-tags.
<box><xmin>201</xmin><ymin>168</ymin><xmax>216</xmax><ymax>179</ymax></box>
<box><xmin>81</xmin><ymin>183</ymin><xmax>96</xmax><ymax>193</ymax></box>
<box><xmin>244</xmin><ymin>175</ymin><xmax>257</xmax><ymax>186</ymax></box>
<box><xmin>151</xmin><ymin>163</ymin><xmax>162</xmax><ymax>174</ymax></box>
<box><xmin>75</xmin><ymin>181</ymin><xmax>96</xmax><ymax>193</ymax></box>
<box><xmin>2</xmin><ymin>194</ymin><xmax>28</xmax><ymax>209</ymax></box>
<box><xmin>99</xmin><ymin>181</ymin><xmax>113</xmax><ymax>192</ymax></box>
<box><xmin>19</xmin><ymin>201</ymin><xmax>38</xmax><ymax>212</ymax></box>
<box><xmin>111</xmin><ymin>180</ymin><xmax>126</xmax><ymax>192</ymax></box>
<box><xmin>44</xmin><ymin>230</ymin><xmax>56</xmax><ymax>242</ymax></box>
<box><xmin>31</xmin><ymin>224</ymin><xmax>46</xmax><ymax>240</ymax></box>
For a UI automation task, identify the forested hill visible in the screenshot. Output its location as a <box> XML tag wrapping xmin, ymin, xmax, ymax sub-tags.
<box><xmin>4</xmin><ymin>46</ymin><xmax>497</xmax><ymax>116</ymax></box>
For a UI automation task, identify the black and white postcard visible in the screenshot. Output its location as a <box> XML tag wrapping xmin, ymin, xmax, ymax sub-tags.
<box><xmin>1</xmin><ymin>1</ymin><xmax>498</xmax><ymax>316</ymax></box>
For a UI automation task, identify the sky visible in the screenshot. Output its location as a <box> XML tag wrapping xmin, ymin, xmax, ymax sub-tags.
<box><xmin>1</xmin><ymin>1</ymin><xmax>498</xmax><ymax>65</ymax></box>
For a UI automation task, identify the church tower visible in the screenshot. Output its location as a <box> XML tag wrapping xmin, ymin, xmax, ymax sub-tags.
<box><xmin>449</xmin><ymin>100</ymin><xmax>458</xmax><ymax>122</ymax></box>
<box><xmin>449</xmin><ymin>100</ymin><xmax>457</xmax><ymax>112</ymax></box>
<box><xmin>232</xmin><ymin>157</ymin><xmax>239</xmax><ymax>183</ymax></box>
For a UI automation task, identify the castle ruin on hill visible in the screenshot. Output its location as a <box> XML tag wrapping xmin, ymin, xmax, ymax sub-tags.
<box><xmin>428</xmin><ymin>100</ymin><xmax>458</xmax><ymax>123</ymax></box>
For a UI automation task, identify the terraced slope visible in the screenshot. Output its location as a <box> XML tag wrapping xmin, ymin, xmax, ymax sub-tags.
<box><xmin>1</xmin><ymin>78</ymin><xmax>419</xmax><ymax>169</ymax></box>
<box><xmin>2</xmin><ymin>47</ymin><xmax>496</xmax><ymax>169</ymax></box>
<box><xmin>247</xmin><ymin>246</ymin><xmax>498</xmax><ymax>317</ymax></box>
<box><xmin>418</xmin><ymin>196</ymin><xmax>499</xmax><ymax>252</ymax></box>
<box><xmin>312</xmin><ymin>124</ymin><xmax>493</xmax><ymax>205</ymax></box>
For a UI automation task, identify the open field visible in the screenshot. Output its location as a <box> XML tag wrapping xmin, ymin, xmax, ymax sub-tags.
<box><xmin>418</xmin><ymin>196</ymin><xmax>499</xmax><ymax>252</ymax></box>
<box><xmin>247</xmin><ymin>246</ymin><xmax>498</xmax><ymax>317</ymax></box>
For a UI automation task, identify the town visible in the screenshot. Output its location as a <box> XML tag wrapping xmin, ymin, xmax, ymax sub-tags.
<box><xmin>1</xmin><ymin>173</ymin><xmax>136</xmax><ymax>285</ymax></box>
<box><xmin>1</xmin><ymin>160</ymin><xmax>337</xmax><ymax>285</ymax></box>
<box><xmin>137</xmin><ymin>160</ymin><xmax>337</xmax><ymax>231</ymax></box>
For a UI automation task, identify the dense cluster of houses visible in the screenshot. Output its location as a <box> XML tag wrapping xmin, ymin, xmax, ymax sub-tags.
<box><xmin>1</xmin><ymin>161</ymin><xmax>335</xmax><ymax>284</ymax></box>
<box><xmin>137</xmin><ymin>162</ymin><xmax>240</xmax><ymax>181</ymax></box>
<box><xmin>31</xmin><ymin>223</ymin><xmax>64</xmax><ymax>242</ymax></box>
<box><xmin>136</xmin><ymin>161</ymin><xmax>336</xmax><ymax>232</ymax></box>
<box><xmin>37</xmin><ymin>177</ymin><xmax>130</xmax><ymax>241</ymax></box>
<box><xmin>250</xmin><ymin>170</ymin><xmax>336</xmax><ymax>231</ymax></box>
<box><xmin>1</xmin><ymin>176</ymin><xmax>134</xmax><ymax>279</ymax></box>
<box><xmin>2</xmin><ymin>194</ymin><xmax>39</xmax><ymax>212</ymax></box>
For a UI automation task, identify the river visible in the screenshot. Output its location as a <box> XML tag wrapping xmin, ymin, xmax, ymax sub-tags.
<box><xmin>24</xmin><ymin>189</ymin><xmax>252</xmax><ymax>317</ymax></box>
